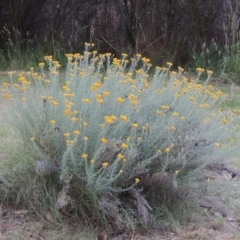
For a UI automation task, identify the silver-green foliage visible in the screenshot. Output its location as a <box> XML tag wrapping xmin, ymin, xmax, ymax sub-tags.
<box><xmin>3</xmin><ymin>45</ymin><xmax>239</xmax><ymax>228</ymax></box>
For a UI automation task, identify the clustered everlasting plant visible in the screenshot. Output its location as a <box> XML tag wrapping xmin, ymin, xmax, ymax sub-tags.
<box><xmin>1</xmin><ymin>43</ymin><xmax>239</xmax><ymax>230</ymax></box>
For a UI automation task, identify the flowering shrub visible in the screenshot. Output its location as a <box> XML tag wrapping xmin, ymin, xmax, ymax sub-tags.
<box><xmin>2</xmin><ymin>43</ymin><xmax>239</xmax><ymax>230</ymax></box>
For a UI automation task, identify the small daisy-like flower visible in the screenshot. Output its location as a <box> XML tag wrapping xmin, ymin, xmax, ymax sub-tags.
<box><xmin>161</xmin><ymin>105</ymin><xmax>169</xmax><ymax>110</ymax></box>
<box><xmin>102</xmin><ymin>162</ymin><xmax>108</xmax><ymax>168</ymax></box>
<box><xmin>74</xmin><ymin>130</ymin><xmax>81</xmax><ymax>135</ymax></box>
<box><xmin>50</xmin><ymin>120</ymin><xmax>56</xmax><ymax>125</ymax></box>
<box><xmin>165</xmin><ymin>147</ymin><xmax>171</xmax><ymax>153</ymax></box>
<box><xmin>116</xmin><ymin>97</ymin><xmax>125</xmax><ymax>103</ymax></box>
<box><xmin>82</xmin><ymin>98</ymin><xmax>90</xmax><ymax>103</ymax></box>
<box><xmin>71</xmin><ymin>117</ymin><xmax>78</xmax><ymax>122</ymax></box>
<box><xmin>101</xmin><ymin>138</ymin><xmax>108</xmax><ymax>144</ymax></box>
<box><xmin>120</xmin><ymin>115</ymin><xmax>128</xmax><ymax>122</ymax></box>
<box><xmin>196</xmin><ymin>67</ymin><xmax>204</xmax><ymax>73</ymax></box>
<box><xmin>121</xmin><ymin>143</ymin><xmax>128</xmax><ymax>148</ymax></box>
<box><xmin>64</xmin><ymin>132</ymin><xmax>70</xmax><ymax>137</ymax></box>
<box><xmin>102</xmin><ymin>91</ymin><xmax>110</xmax><ymax>97</ymax></box>
<box><xmin>222</xmin><ymin>118</ymin><xmax>229</xmax><ymax>124</ymax></box>
<box><xmin>135</xmin><ymin>178</ymin><xmax>140</xmax><ymax>183</ymax></box>
<box><xmin>178</xmin><ymin>66</ymin><xmax>184</xmax><ymax>72</ymax></box>
<box><xmin>83</xmin><ymin>122</ymin><xmax>88</xmax><ymax>127</ymax></box>
<box><xmin>170</xmin><ymin>126</ymin><xmax>176</xmax><ymax>131</ymax></box>
<box><xmin>30</xmin><ymin>137</ymin><xmax>35</xmax><ymax>141</ymax></box>
<box><xmin>97</xmin><ymin>98</ymin><xmax>104</xmax><ymax>104</ymax></box>
<box><xmin>131</xmin><ymin>123</ymin><xmax>138</xmax><ymax>128</ymax></box>
<box><xmin>214</xmin><ymin>143</ymin><xmax>220</xmax><ymax>147</ymax></box>
<box><xmin>82</xmin><ymin>153</ymin><xmax>88</xmax><ymax>158</ymax></box>
<box><xmin>117</xmin><ymin>153</ymin><xmax>124</xmax><ymax>159</ymax></box>
<box><xmin>52</xmin><ymin>101</ymin><xmax>59</xmax><ymax>106</ymax></box>
<box><xmin>64</xmin><ymin>109</ymin><xmax>71</xmax><ymax>116</ymax></box>
<box><xmin>172</xmin><ymin>112</ymin><xmax>179</xmax><ymax>117</ymax></box>
<box><xmin>207</xmin><ymin>70</ymin><xmax>213</xmax><ymax>76</ymax></box>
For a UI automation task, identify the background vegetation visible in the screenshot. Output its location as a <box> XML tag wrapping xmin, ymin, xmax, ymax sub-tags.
<box><xmin>1</xmin><ymin>0</ymin><xmax>240</xmax><ymax>78</ymax></box>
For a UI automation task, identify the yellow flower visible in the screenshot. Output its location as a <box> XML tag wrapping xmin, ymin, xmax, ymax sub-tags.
<box><xmin>156</xmin><ymin>110</ymin><xmax>162</xmax><ymax>115</ymax></box>
<box><xmin>189</xmin><ymin>96</ymin><xmax>194</xmax><ymax>101</ymax></box>
<box><xmin>175</xmin><ymin>170</ymin><xmax>180</xmax><ymax>175</ymax></box>
<box><xmin>165</xmin><ymin>147</ymin><xmax>171</xmax><ymax>153</ymax></box>
<box><xmin>157</xmin><ymin>149</ymin><xmax>162</xmax><ymax>154</ymax></box>
<box><xmin>102</xmin><ymin>162</ymin><xmax>108</xmax><ymax>168</ymax></box>
<box><xmin>90</xmin><ymin>159</ymin><xmax>95</xmax><ymax>163</ymax></box>
<box><xmin>120</xmin><ymin>115</ymin><xmax>128</xmax><ymax>122</ymax></box>
<box><xmin>222</xmin><ymin>118</ymin><xmax>229</xmax><ymax>124</ymax></box>
<box><xmin>128</xmin><ymin>94</ymin><xmax>137</xmax><ymax>100</ymax></box>
<box><xmin>214</xmin><ymin>143</ymin><xmax>220</xmax><ymax>147</ymax></box>
<box><xmin>82</xmin><ymin>153</ymin><xmax>88</xmax><ymax>158</ymax></box>
<box><xmin>131</xmin><ymin>100</ymin><xmax>139</xmax><ymax>106</ymax></box>
<box><xmin>71</xmin><ymin>117</ymin><xmax>78</xmax><ymax>122</ymax></box>
<box><xmin>135</xmin><ymin>178</ymin><xmax>140</xmax><ymax>183</ymax></box>
<box><xmin>117</xmin><ymin>153</ymin><xmax>124</xmax><ymax>160</ymax></box>
<box><xmin>82</xmin><ymin>98</ymin><xmax>90</xmax><ymax>103</ymax></box>
<box><xmin>117</xmin><ymin>97</ymin><xmax>125</xmax><ymax>103</ymax></box>
<box><xmin>196</xmin><ymin>67</ymin><xmax>204</xmax><ymax>73</ymax></box>
<box><xmin>207</xmin><ymin>70</ymin><xmax>213</xmax><ymax>76</ymax></box>
<box><xmin>101</xmin><ymin>138</ymin><xmax>108</xmax><ymax>144</ymax></box>
<box><xmin>119</xmin><ymin>169</ymin><xmax>123</xmax><ymax>173</ymax></box>
<box><xmin>121</xmin><ymin>143</ymin><xmax>128</xmax><ymax>148</ymax></box>
<box><xmin>172</xmin><ymin>112</ymin><xmax>179</xmax><ymax>117</ymax></box>
<box><xmin>52</xmin><ymin>101</ymin><xmax>59</xmax><ymax>106</ymax></box>
<box><xmin>102</xmin><ymin>91</ymin><xmax>110</xmax><ymax>97</ymax></box>
<box><xmin>74</xmin><ymin>130</ymin><xmax>81</xmax><ymax>135</ymax></box>
<box><xmin>84</xmin><ymin>136</ymin><xmax>89</xmax><ymax>141</ymax></box>
<box><xmin>21</xmin><ymin>97</ymin><xmax>26</xmax><ymax>101</ymax></box>
<box><xmin>170</xmin><ymin>126</ymin><xmax>176</xmax><ymax>131</ymax></box>
<box><xmin>4</xmin><ymin>94</ymin><xmax>12</xmax><ymax>99</ymax></box>
<box><xmin>97</xmin><ymin>98</ymin><xmax>104</xmax><ymax>104</ymax></box>
<box><xmin>50</xmin><ymin>120</ymin><xmax>56</xmax><ymax>125</ymax></box>
<box><xmin>132</xmin><ymin>123</ymin><xmax>138</xmax><ymax>128</ymax></box>
<box><xmin>166</xmin><ymin>62</ymin><xmax>173</xmax><ymax>67</ymax></box>
<box><xmin>95</xmin><ymin>94</ymin><xmax>102</xmax><ymax>99</ymax></box>
<box><xmin>83</xmin><ymin>122</ymin><xmax>88</xmax><ymax>126</ymax></box>
<box><xmin>161</xmin><ymin>105</ymin><xmax>169</xmax><ymax>110</ymax></box>
<box><xmin>62</xmin><ymin>85</ymin><xmax>70</xmax><ymax>91</ymax></box>
<box><xmin>38</xmin><ymin>62</ymin><xmax>45</xmax><ymax>67</ymax></box>
<box><xmin>64</xmin><ymin>132</ymin><xmax>70</xmax><ymax>137</ymax></box>
<box><xmin>180</xmin><ymin>116</ymin><xmax>185</xmax><ymax>121</ymax></box>
<box><xmin>30</xmin><ymin>137</ymin><xmax>35</xmax><ymax>141</ymax></box>
<box><xmin>64</xmin><ymin>109</ymin><xmax>71</xmax><ymax>116</ymax></box>
<box><xmin>178</xmin><ymin>66</ymin><xmax>184</xmax><ymax>72</ymax></box>
<box><xmin>104</xmin><ymin>115</ymin><xmax>117</xmax><ymax>124</ymax></box>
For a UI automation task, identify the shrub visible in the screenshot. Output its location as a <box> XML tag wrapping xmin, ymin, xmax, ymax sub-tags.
<box><xmin>1</xmin><ymin>43</ymin><xmax>239</xmax><ymax>231</ymax></box>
